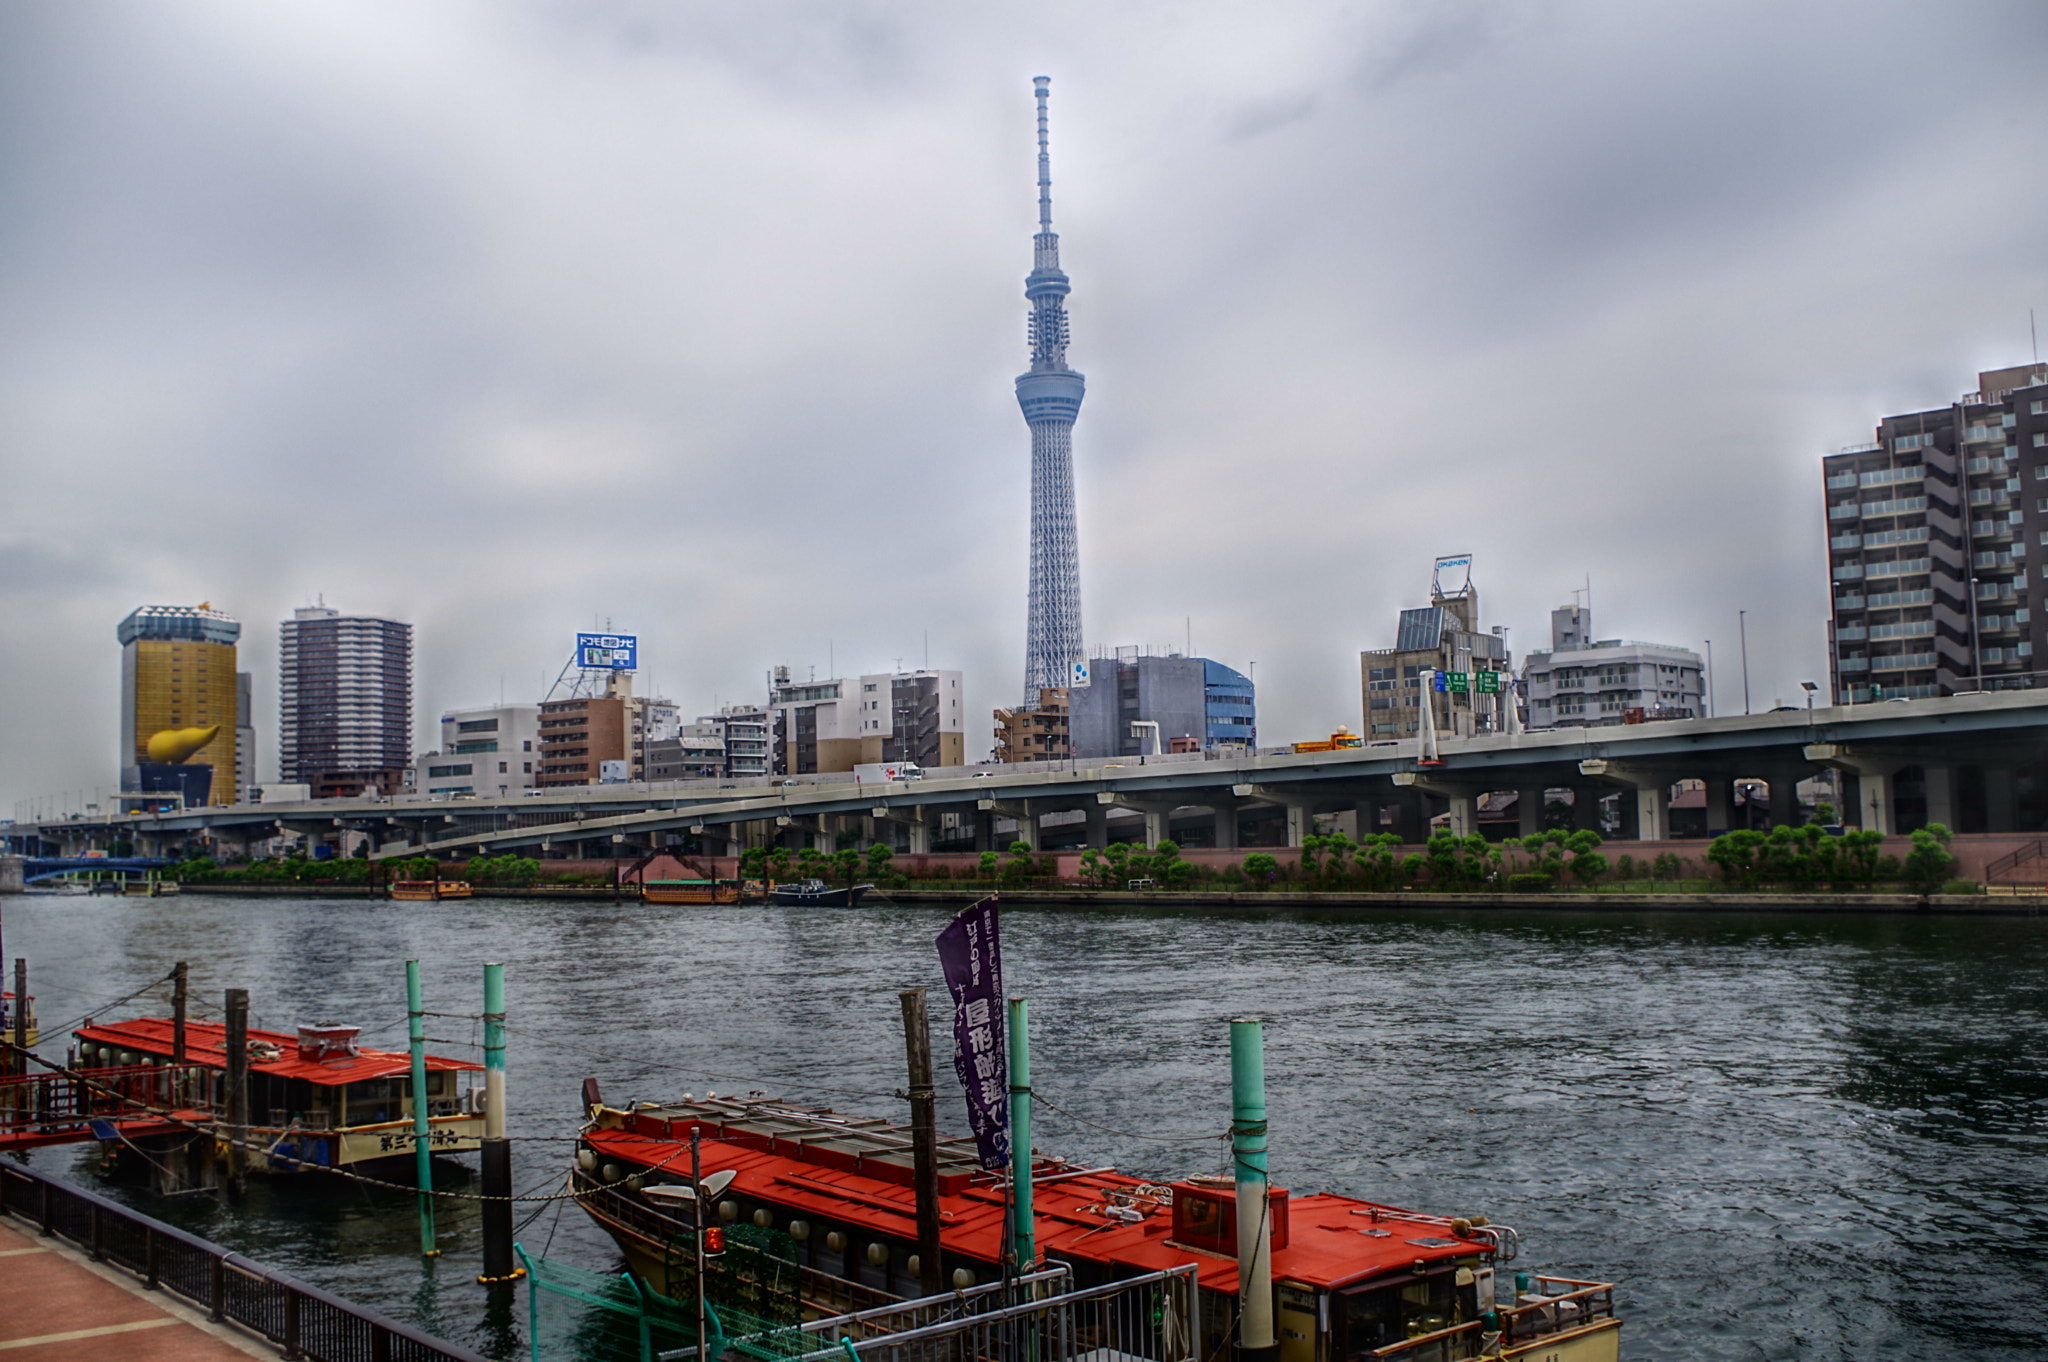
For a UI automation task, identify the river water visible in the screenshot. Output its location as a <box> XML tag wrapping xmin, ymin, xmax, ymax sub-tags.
<box><xmin>7</xmin><ymin>894</ymin><xmax>2046</xmax><ymax>1360</ymax></box>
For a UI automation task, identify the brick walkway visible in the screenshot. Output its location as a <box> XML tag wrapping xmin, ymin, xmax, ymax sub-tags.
<box><xmin>0</xmin><ymin>1219</ymin><xmax>271</xmax><ymax>1360</ymax></box>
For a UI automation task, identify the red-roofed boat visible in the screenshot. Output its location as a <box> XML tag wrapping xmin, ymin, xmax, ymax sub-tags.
<box><xmin>572</xmin><ymin>1094</ymin><xmax>1621</xmax><ymax>1362</ymax></box>
<box><xmin>74</xmin><ymin>1017</ymin><xmax>485</xmax><ymax>1173</ymax></box>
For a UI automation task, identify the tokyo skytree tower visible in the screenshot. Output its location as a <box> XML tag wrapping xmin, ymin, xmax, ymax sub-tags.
<box><xmin>1016</xmin><ymin>75</ymin><xmax>1086</xmax><ymax>703</ymax></box>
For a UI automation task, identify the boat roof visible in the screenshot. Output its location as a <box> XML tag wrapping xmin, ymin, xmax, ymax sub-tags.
<box><xmin>78</xmin><ymin>1018</ymin><xmax>483</xmax><ymax>1086</ymax></box>
<box><xmin>586</xmin><ymin>1097</ymin><xmax>1492</xmax><ymax>1294</ymax></box>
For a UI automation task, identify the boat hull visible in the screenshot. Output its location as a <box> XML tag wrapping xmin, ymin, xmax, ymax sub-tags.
<box><xmin>766</xmin><ymin>884</ymin><xmax>870</xmax><ymax>907</ymax></box>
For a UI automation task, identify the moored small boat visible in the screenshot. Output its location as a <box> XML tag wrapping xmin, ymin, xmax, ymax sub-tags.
<box><xmin>572</xmin><ymin>1093</ymin><xmax>1621</xmax><ymax>1361</ymax></box>
<box><xmin>765</xmin><ymin>878</ymin><xmax>870</xmax><ymax>907</ymax></box>
<box><xmin>640</xmin><ymin>878</ymin><xmax>745</xmax><ymax>905</ymax></box>
<box><xmin>75</xmin><ymin>1017</ymin><xmax>484</xmax><ymax>1175</ymax></box>
<box><xmin>390</xmin><ymin>880</ymin><xmax>472</xmax><ymax>901</ymax></box>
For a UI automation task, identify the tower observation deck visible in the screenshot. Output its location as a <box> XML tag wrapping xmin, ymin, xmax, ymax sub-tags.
<box><xmin>1016</xmin><ymin>75</ymin><xmax>1086</xmax><ymax>703</ymax></box>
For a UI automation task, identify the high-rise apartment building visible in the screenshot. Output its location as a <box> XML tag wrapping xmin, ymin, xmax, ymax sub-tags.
<box><xmin>278</xmin><ymin>604</ymin><xmax>413</xmax><ymax>798</ymax></box>
<box><xmin>1824</xmin><ymin>363</ymin><xmax>2048</xmax><ymax>702</ymax></box>
<box><xmin>1067</xmin><ymin>651</ymin><xmax>1255</xmax><ymax>758</ymax></box>
<box><xmin>118</xmin><ymin>603</ymin><xmax>241</xmax><ymax>807</ymax></box>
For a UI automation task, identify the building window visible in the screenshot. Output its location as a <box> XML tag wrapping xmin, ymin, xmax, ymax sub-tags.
<box><xmin>498</xmin><ymin>762</ymin><xmax>508</xmax><ymax>773</ymax></box>
<box><xmin>428</xmin><ymin>764</ymin><xmax>473</xmax><ymax>778</ymax></box>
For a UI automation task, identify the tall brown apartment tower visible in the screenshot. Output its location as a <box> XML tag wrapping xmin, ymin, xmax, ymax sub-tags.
<box><xmin>1823</xmin><ymin>363</ymin><xmax>2048</xmax><ymax>703</ymax></box>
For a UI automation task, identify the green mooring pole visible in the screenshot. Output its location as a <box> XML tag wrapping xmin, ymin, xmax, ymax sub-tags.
<box><xmin>1231</xmin><ymin>1018</ymin><xmax>1275</xmax><ymax>1362</ymax></box>
<box><xmin>1007</xmin><ymin>995</ymin><xmax>1034</xmax><ymax>1275</ymax></box>
<box><xmin>406</xmin><ymin>960</ymin><xmax>437</xmax><ymax>1256</ymax></box>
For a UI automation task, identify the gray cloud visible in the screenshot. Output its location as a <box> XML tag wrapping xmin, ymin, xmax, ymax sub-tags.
<box><xmin>4</xmin><ymin>0</ymin><xmax>2047</xmax><ymax>805</ymax></box>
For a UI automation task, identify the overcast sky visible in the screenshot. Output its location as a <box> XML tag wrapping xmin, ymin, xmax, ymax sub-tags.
<box><xmin>5</xmin><ymin>0</ymin><xmax>2048</xmax><ymax>809</ymax></box>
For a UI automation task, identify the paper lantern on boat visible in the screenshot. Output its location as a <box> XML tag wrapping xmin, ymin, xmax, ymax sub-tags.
<box><xmin>866</xmin><ymin>1242</ymin><xmax>889</xmax><ymax>1267</ymax></box>
<box><xmin>789</xmin><ymin>1221</ymin><xmax>811</xmax><ymax>1241</ymax></box>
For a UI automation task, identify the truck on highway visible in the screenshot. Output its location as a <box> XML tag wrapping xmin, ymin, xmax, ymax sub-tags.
<box><xmin>853</xmin><ymin>762</ymin><xmax>924</xmax><ymax>783</ymax></box>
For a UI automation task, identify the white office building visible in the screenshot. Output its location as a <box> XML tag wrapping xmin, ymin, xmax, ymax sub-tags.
<box><xmin>1522</xmin><ymin>605</ymin><xmax>1705</xmax><ymax>731</ymax></box>
<box><xmin>413</xmin><ymin>703</ymin><xmax>543</xmax><ymax>798</ymax></box>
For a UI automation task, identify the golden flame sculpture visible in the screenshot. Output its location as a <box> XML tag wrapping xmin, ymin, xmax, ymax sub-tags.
<box><xmin>146</xmin><ymin>725</ymin><xmax>220</xmax><ymax>764</ymax></box>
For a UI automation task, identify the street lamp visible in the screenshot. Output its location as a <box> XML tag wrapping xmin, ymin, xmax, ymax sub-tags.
<box><xmin>1801</xmin><ymin>680</ymin><xmax>1818</xmax><ymax>739</ymax></box>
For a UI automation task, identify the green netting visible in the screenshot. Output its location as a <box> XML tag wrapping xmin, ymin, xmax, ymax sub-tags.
<box><xmin>516</xmin><ymin>1242</ymin><xmax>723</xmax><ymax>1362</ymax></box>
<box><xmin>657</xmin><ymin>1222</ymin><xmax>806</xmax><ymax>1361</ymax></box>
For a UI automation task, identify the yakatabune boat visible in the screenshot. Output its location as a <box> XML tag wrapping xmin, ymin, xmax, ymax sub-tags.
<box><xmin>75</xmin><ymin>1018</ymin><xmax>484</xmax><ymax>1172</ymax></box>
<box><xmin>572</xmin><ymin>1092</ymin><xmax>1620</xmax><ymax>1362</ymax></box>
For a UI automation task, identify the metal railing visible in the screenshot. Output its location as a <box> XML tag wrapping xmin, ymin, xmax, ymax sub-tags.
<box><xmin>753</xmin><ymin>1265</ymin><xmax>1198</xmax><ymax>1362</ymax></box>
<box><xmin>0</xmin><ymin>1060</ymin><xmax>217</xmax><ymax>1148</ymax></box>
<box><xmin>0</xmin><ymin>1162</ymin><xmax>488</xmax><ymax>1362</ymax></box>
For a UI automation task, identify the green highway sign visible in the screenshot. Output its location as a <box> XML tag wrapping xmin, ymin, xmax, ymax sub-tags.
<box><xmin>1445</xmin><ymin>672</ymin><xmax>1469</xmax><ymax>693</ymax></box>
<box><xmin>1476</xmin><ymin>671</ymin><xmax>1501</xmax><ymax>694</ymax></box>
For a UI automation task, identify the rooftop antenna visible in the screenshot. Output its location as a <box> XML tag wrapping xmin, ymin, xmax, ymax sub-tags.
<box><xmin>2034</xmin><ymin>307</ymin><xmax>2039</xmax><ymax>364</ymax></box>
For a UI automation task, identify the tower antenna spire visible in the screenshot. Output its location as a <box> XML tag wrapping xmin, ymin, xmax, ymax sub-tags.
<box><xmin>1015</xmin><ymin>76</ymin><xmax>1086</xmax><ymax>703</ymax></box>
<box><xmin>1036</xmin><ymin>75</ymin><xmax>1054</xmax><ymax>232</ymax></box>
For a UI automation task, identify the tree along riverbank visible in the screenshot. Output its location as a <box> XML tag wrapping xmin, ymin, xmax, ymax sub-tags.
<box><xmin>154</xmin><ymin>881</ymin><xmax>2047</xmax><ymax>913</ymax></box>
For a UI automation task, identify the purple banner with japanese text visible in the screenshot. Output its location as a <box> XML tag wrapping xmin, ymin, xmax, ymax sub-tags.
<box><xmin>935</xmin><ymin>896</ymin><xmax>1010</xmax><ymax>1170</ymax></box>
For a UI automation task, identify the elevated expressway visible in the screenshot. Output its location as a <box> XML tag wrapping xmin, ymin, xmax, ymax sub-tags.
<box><xmin>13</xmin><ymin>692</ymin><xmax>2048</xmax><ymax>862</ymax></box>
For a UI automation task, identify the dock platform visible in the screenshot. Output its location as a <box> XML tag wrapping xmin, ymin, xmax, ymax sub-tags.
<box><xmin>0</xmin><ymin>1162</ymin><xmax>487</xmax><ymax>1362</ymax></box>
<box><xmin>0</xmin><ymin>1218</ymin><xmax>269</xmax><ymax>1360</ymax></box>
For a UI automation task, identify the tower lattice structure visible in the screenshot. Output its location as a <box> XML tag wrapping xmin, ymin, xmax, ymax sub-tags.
<box><xmin>1015</xmin><ymin>75</ymin><xmax>1086</xmax><ymax>703</ymax></box>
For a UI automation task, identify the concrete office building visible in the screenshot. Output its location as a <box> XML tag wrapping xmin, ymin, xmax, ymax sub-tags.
<box><xmin>279</xmin><ymin>604</ymin><xmax>413</xmax><ymax>798</ymax></box>
<box><xmin>1522</xmin><ymin>604</ymin><xmax>1705</xmax><ymax>730</ymax></box>
<box><xmin>1068</xmin><ymin>650</ymin><xmax>1255</xmax><ymax>759</ymax></box>
<box><xmin>1360</xmin><ymin>562</ymin><xmax>1509</xmax><ymax>741</ymax></box>
<box><xmin>1824</xmin><ymin>362</ymin><xmax>2048</xmax><ymax>702</ymax></box>
<box><xmin>994</xmin><ymin>687</ymin><xmax>1070</xmax><ymax>763</ymax></box>
<box><xmin>414</xmin><ymin>704</ymin><xmax>542</xmax><ymax>798</ymax></box>
<box><xmin>769</xmin><ymin>666</ymin><xmax>967</xmax><ymax>774</ymax></box>
<box><xmin>118</xmin><ymin>603</ymin><xmax>242</xmax><ymax>807</ymax></box>
<box><xmin>536</xmin><ymin>673</ymin><xmax>677</xmax><ymax>787</ymax></box>
<box><xmin>646</xmin><ymin>707</ymin><xmax>773</xmax><ymax>782</ymax></box>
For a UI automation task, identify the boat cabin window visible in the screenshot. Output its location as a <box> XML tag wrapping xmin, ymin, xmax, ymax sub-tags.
<box><xmin>1336</xmin><ymin>1272</ymin><xmax>1461</xmax><ymax>1358</ymax></box>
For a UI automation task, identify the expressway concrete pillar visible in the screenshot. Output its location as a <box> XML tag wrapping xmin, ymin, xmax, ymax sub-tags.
<box><xmin>1571</xmin><ymin>787</ymin><xmax>1603</xmax><ymax>833</ymax></box>
<box><xmin>1766</xmin><ymin>769</ymin><xmax>1804</xmax><ymax>829</ymax></box>
<box><xmin>1443</xmin><ymin>794</ymin><xmax>1476</xmax><ymax>838</ymax></box>
<box><xmin>1704</xmin><ymin>781</ymin><xmax>1734</xmax><ymax>835</ymax></box>
<box><xmin>1213</xmin><ymin>806</ymin><xmax>1239</xmax><ymax>850</ymax></box>
<box><xmin>1922</xmin><ymin>764</ymin><xmax>1958</xmax><ymax>830</ymax></box>
<box><xmin>1985</xmin><ymin>766</ymin><xmax>2018</xmax><ymax>833</ymax></box>
<box><xmin>1286</xmin><ymin>804</ymin><xmax>1312</xmax><ymax>847</ymax></box>
<box><xmin>1635</xmin><ymin>786</ymin><xmax>1670</xmax><ymax>841</ymax></box>
<box><xmin>1805</xmin><ymin>745</ymin><xmax>1899</xmax><ymax>836</ymax></box>
<box><xmin>1085</xmin><ymin>804</ymin><xmax>1109</xmax><ymax>850</ymax></box>
<box><xmin>1518</xmin><ymin>788</ymin><xmax>1544</xmax><ymax>837</ymax></box>
<box><xmin>908</xmin><ymin>815</ymin><xmax>930</xmax><ymax>855</ymax></box>
<box><xmin>1577</xmin><ymin>761</ymin><xmax>1673</xmax><ymax>842</ymax></box>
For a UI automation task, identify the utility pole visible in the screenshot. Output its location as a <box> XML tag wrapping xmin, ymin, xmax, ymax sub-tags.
<box><xmin>899</xmin><ymin>989</ymin><xmax>943</xmax><ymax>1297</ymax></box>
<box><xmin>1739</xmin><ymin>611</ymin><xmax>1752</xmax><ymax>716</ymax></box>
<box><xmin>171</xmin><ymin>961</ymin><xmax>188</xmax><ymax>1107</ymax></box>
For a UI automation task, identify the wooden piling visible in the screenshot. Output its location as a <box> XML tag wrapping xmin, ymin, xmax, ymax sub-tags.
<box><xmin>12</xmin><ymin>960</ymin><xmax>26</xmax><ymax>1076</ymax></box>
<box><xmin>899</xmin><ymin>988</ymin><xmax>944</xmax><ymax>1297</ymax></box>
<box><xmin>223</xmin><ymin>988</ymin><xmax>248</xmax><ymax>1199</ymax></box>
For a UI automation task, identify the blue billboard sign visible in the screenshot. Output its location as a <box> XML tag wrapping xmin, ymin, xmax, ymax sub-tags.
<box><xmin>577</xmin><ymin>633</ymin><xmax>638</xmax><ymax>670</ymax></box>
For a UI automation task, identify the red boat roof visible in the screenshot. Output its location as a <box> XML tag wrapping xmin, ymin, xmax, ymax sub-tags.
<box><xmin>77</xmin><ymin>1018</ymin><xmax>482</xmax><ymax>1087</ymax></box>
<box><xmin>586</xmin><ymin>1099</ymin><xmax>1493</xmax><ymax>1294</ymax></box>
